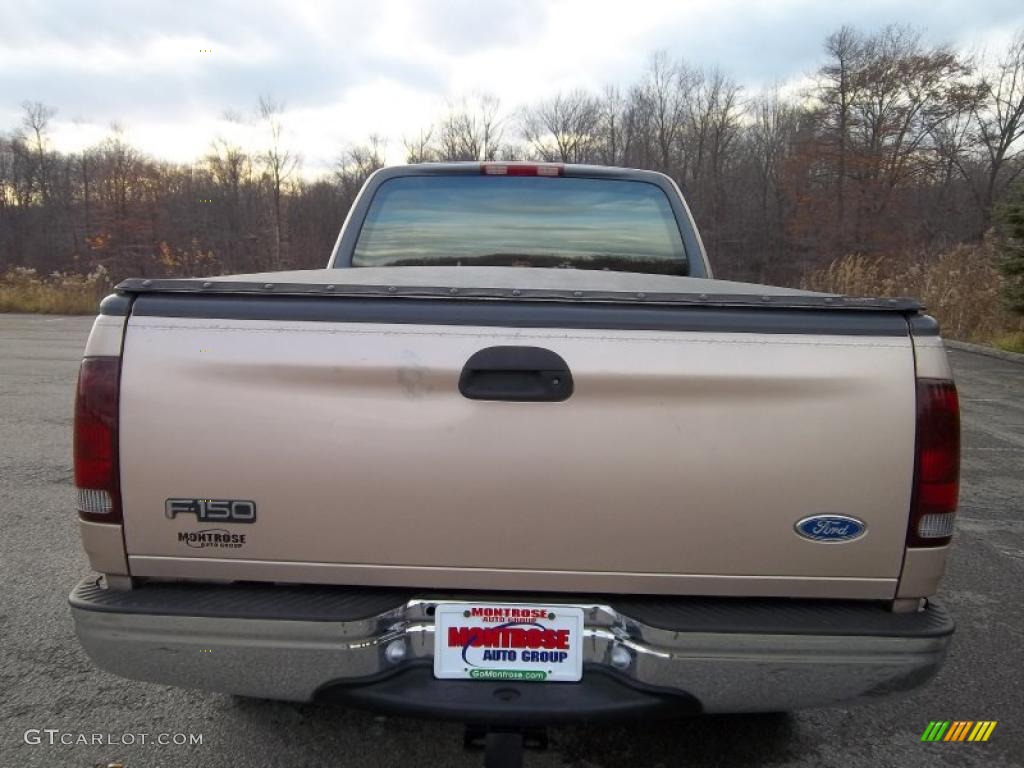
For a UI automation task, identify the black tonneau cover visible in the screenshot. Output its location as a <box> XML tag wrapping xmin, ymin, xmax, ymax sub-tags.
<box><xmin>114</xmin><ymin>267</ymin><xmax>921</xmax><ymax>313</ymax></box>
<box><xmin>108</xmin><ymin>266</ymin><xmax>927</xmax><ymax>337</ymax></box>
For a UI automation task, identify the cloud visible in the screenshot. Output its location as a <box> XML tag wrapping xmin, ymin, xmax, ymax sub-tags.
<box><xmin>1</xmin><ymin>0</ymin><xmax>1022</xmax><ymax>172</ymax></box>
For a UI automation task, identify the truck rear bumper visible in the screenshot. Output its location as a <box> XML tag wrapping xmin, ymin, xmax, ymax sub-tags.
<box><xmin>69</xmin><ymin>578</ymin><xmax>953</xmax><ymax>721</ymax></box>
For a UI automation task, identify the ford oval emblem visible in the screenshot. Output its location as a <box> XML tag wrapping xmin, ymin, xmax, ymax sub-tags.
<box><xmin>795</xmin><ymin>515</ymin><xmax>866</xmax><ymax>543</ymax></box>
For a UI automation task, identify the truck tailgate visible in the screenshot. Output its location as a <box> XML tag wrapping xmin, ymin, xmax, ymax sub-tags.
<box><xmin>118</xmin><ymin>293</ymin><xmax>917</xmax><ymax>598</ymax></box>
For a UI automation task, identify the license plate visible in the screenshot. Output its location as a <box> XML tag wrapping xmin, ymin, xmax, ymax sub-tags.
<box><xmin>433</xmin><ymin>603</ymin><xmax>585</xmax><ymax>682</ymax></box>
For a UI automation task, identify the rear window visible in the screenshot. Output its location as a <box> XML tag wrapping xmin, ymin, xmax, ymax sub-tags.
<box><xmin>350</xmin><ymin>175</ymin><xmax>688</xmax><ymax>275</ymax></box>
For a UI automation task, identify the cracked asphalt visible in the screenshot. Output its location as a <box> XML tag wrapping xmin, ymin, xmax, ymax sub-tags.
<box><xmin>1</xmin><ymin>313</ymin><xmax>1021</xmax><ymax>767</ymax></box>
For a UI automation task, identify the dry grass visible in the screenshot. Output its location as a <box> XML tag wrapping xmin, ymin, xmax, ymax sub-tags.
<box><xmin>0</xmin><ymin>266</ymin><xmax>110</xmax><ymax>315</ymax></box>
<box><xmin>4</xmin><ymin>252</ymin><xmax>1023</xmax><ymax>353</ymax></box>
<box><xmin>802</xmin><ymin>241</ymin><xmax>1024</xmax><ymax>344</ymax></box>
<box><xmin>994</xmin><ymin>332</ymin><xmax>1024</xmax><ymax>353</ymax></box>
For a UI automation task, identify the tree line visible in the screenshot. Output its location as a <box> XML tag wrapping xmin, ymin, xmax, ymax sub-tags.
<box><xmin>1</xmin><ymin>24</ymin><xmax>1023</xmax><ymax>290</ymax></box>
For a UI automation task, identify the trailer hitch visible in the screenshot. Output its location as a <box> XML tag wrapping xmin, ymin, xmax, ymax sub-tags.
<box><xmin>464</xmin><ymin>725</ymin><xmax>548</xmax><ymax>768</ymax></box>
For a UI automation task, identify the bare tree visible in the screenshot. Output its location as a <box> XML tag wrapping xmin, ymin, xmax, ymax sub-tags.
<box><xmin>206</xmin><ymin>134</ymin><xmax>254</xmax><ymax>271</ymax></box>
<box><xmin>815</xmin><ymin>26</ymin><xmax>971</xmax><ymax>247</ymax></box>
<box><xmin>644</xmin><ymin>52</ymin><xmax>697</xmax><ymax>173</ymax></box>
<box><xmin>403</xmin><ymin>127</ymin><xmax>436</xmax><ymax>164</ymax></box>
<box><xmin>521</xmin><ymin>90</ymin><xmax>603</xmax><ymax>163</ymax></box>
<box><xmin>336</xmin><ymin>135</ymin><xmax>386</xmax><ymax>199</ymax></box>
<box><xmin>21</xmin><ymin>101</ymin><xmax>56</xmax><ymax>205</ymax></box>
<box><xmin>819</xmin><ymin>26</ymin><xmax>868</xmax><ymax>240</ymax></box>
<box><xmin>748</xmin><ymin>89</ymin><xmax>799</xmax><ymax>256</ymax></box>
<box><xmin>684</xmin><ymin>68</ymin><xmax>743</xmax><ymax>262</ymax></box>
<box><xmin>434</xmin><ymin>94</ymin><xmax>504</xmax><ymax>161</ymax></box>
<box><xmin>970</xmin><ymin>33</ymin><xmax>1024</xmax><ymax>219</ymax></box>
<box><xmin>595</xmin><ymin>86</ymin><xmax>626</xmax><ymax>166</ymax></box>
<box><xmin>208</xmin><ymin>132</ymin><xmax>253</xmax><ymax>198</ymax></box>
<box><xmin>852</xmin><ymin>27</ymin><xmax>967</xmax><ymax>203</ymax></box>
<box><xmin>257</xmin><ymin>96</ymin><xmax>299</xmax><ymax>268</ymax></box>
<box><xmin>616</xmin><ymin>83</ymin><xmax>653</xmax><ymax>170</ymax></box>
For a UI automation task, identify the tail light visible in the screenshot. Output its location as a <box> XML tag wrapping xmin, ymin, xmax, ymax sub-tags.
<box><xmin>74</xmin><ymin>357</ymin><xmax>122</xmax><ymax>522</ymax></box>
<box><xmin>908</xmin><ymin>379</ymin><xmax>960</xmax><ymax>546</ymax></box>
<box><xmin>481</xmin><ymin>163</ymin><xmax>563</xmax><ymax>177</ymax></box>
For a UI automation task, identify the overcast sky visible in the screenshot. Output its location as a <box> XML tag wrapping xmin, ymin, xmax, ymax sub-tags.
<box><xmin>2</xmin><ymin>0</ymin><xmax>1023</xmax><ymax>174</ymax></box>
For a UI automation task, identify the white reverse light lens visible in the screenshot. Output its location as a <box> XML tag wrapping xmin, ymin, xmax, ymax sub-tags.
<box><xmin>917</xmin><ymin>512</ymin><xmax>955</xmax><ymax>539</ymax></box>
<box><xmin>77</xmin><ymin>488</ymin><xmax>113</xmax><ymax>515</ymax></box>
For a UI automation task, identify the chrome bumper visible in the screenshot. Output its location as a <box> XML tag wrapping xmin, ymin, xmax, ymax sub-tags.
<box><xmin>70</xmin><ymin>580</ymin><xmax>952</xmax><ymax>716</ymax></box>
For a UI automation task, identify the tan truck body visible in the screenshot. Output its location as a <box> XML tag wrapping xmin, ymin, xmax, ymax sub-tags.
<box><xmin>70</xmin><ymin>165</ymin><xmax>958</xmax><ymax>719</ymax></box>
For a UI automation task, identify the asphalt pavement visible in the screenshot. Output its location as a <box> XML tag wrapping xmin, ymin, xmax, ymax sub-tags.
<box><xmin>1</xmin><ymin>313</ymin><xmax>1021</xmax><ymax>768</ymax></box>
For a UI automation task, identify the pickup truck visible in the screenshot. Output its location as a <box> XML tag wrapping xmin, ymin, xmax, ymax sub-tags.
<box><xmin>69</xmin><ymin>163</ymin><xmax>958</xmax><ymax>740</ymax></box>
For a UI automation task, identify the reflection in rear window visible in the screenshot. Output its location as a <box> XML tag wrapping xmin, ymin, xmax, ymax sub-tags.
<box><xmin>351</xmin><ymin>175</ymin><xmax>687</xmax><ymax>275</ymax></box>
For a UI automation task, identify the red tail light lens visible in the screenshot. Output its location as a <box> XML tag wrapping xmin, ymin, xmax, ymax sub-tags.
<box><xmin>74</xmin><ymin>357</ymin><xmax>122</xmax><ymax>522</ymax></box>
<box><xmin>908</xmin><ymin>379</ymin><xmax>959</xmax><ymax>546</ymax></box>
<box><xmin>480</xmin><ymin>163</ymin><xmax>563</xmax><ymax>177</ymax></box>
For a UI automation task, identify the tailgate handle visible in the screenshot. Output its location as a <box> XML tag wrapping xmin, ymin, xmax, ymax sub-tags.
<box><xmin>459</xmin><ymin>346</ymin><xmax>573</xmax><ymax>402</ymax></box>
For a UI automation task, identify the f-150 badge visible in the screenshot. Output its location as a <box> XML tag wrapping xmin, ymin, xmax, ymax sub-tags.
<box><xmin>794</xmin><ymin>515</ymin><xmax>866</xmax><ymax>542</ymax></box>
<box><xmin>165</xmin><ymin>498</ymin><xmax>256</xmax><ymax>523</ymax></box>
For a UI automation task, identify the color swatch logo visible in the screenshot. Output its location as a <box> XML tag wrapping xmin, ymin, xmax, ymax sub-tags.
<box><xmin>921</xmin><ymin>721</ymin><xmax>997</xmax><ymax>742</ymax></box>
